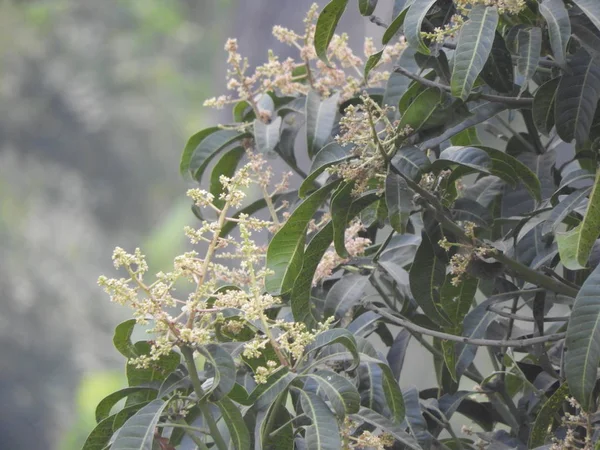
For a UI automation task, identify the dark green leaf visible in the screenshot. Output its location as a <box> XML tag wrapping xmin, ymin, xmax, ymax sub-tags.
<box><xmin>529</xmin><ymin>382</ymin><xmax>569</xmax><ymax>447</ymax></box>
<box><xmin>398</xmin><ymin>87</ymin><xmax>443</xmax><ymax>134</ymax></box>
<box><xmin>461</xmin><ymin>175</ymin><xmax>504</xmax><ymax>208</ymax></box>
<box><xmin>572</xmin><ymin>0</ymin><xmax>600</xmax><ymax>35</ymax></box>
<box><xmin>391</xmin><ymin>146</ymin><xmax>431</xmax><ymax>181</ymax></box>
<box><xmin>113</xmin><ymin>319</ymin><xmax>138</xmax><ymax>359</ymax></box>
<box><xmin>480</xmin><ymin>32</ymin><xmax>514</xmax><ymax>93</ymax></box>
<box><xmin>217</xmin><ymin>397</ymin><xmax>251</xmax><ymax>450</ymax></box>
<box><xmin>305</xmin><ymin>329</ymin><xmax>360</xmax><ymax>370</ymax></box>
<box><xmin>387</xmin><ymin>329</ymin><xmax>411</xmax><ymax>381</ymax></box>
<box><xmin>440</xmin><ymin>276</ymin><xmax>479</xmax><ymax>327</ymax></box>
<box><xmin>566</xmin><ymin>262</ymin><xmax>600</xmax><ymax>411</ymax></box>
<box><xmin>254</xmin><ymin>116</ymin><xmax>282</xmax><ymax>154</ymax></box>
<box><xmin>359</xmin><ymin>0</ymin><xmax>378</xmax><ymax>16</ymax></box>
<box><xmin>350</xmin><ymin>407</ymin><xmax>421</xmax><ymax>450</ymax></box>
<box><xmin>324</xmin><ymin>273</ymin><xmax>369</xmax><ymax>320</ymax></box>
<box><xmin>314</xmin><ymin>0</ymin><xmax>350</xmax><ymax>65</ymax></box>
<box><xmin>126</xmin><ymin>342</ymin><xmax>180</xmax><ymax>393</ymax></box>
<box><xmin>402</xmin><ymin>387</ymin><xmax>432</xmax><ymax>446</ymax></box>
<box><xmin>248</xmin><ymin>368</ymin><xmax>295</xmax><ymax>410</ymax></box>
<box><xmin>382</xmin><ymin>7</ymin><xmax>408</xmax><ymax>45</ymax></box>
<box><xmin>266</xmin><ymin>180</ymin><xmax>341</xmax><ymax>295</ymax></box>
<box><xmin>539</xmin><ymin>0</ymin><xmax>570</xmax><ymax>68</ymax></box>
<box><xmin>198</xmin><ymin>344</ymin><xmax>236</xmax><ymax>400</ymax></box>
<box><xmin>384</xmin><ymin>47</ymin><xmax>419</xmax><ymax>115</ymax></box>
<box><xmin>185</xmin><ymin>129</ymin><xmax>247</xmax><ymax>181</ymax></box>
<box><xmin>451</xmin><ymin>5</ymin><xmax>499</xmax><ymax>101</ymax></box>
<box><xmin>110</xmin><ymin>399</ymin><xmax>167</xmax><ymax>450</ymax></box>
<box><xmin>82</xmin><ymin>405</ymin><xmax>144</xmax><ymax>450</ymax></box>
<box><xmin>300</xmin><ymin>142</ymin><xmax>352</xmax><ymax>198</ymax></box>
<box><xmin>386</xmin><ymin>170</ymin><xmax>413</xmax><ymax>232</ymax></box>
<box><xmin>95</xmin><ymin>387</ymin><xmax>156</xmax><ymax>423</ymax></box>
<box><xmin>303</xmin><ymin>370</ymin><xmax>361</xmax><ymax>415</ymax></box>
<box><xmin>347</xmin><ymin>311</ymin><xmax>383</xmax><ymax>337</ymax></box>
<box><xmin>555</xmin><ymin>48</ymin><xmax>600</xmax><ymax>146</ymax></box>
<box><xmin>516</xmin><ymin>27</ymin><xmax>542</xmax><ymax>95</ymax></box>
<box><xmin>306</xmin><ymin>91</ymin><xmax>340</xmax><ymax>158</ymax></box>
<box><xmin>404</xmin><ymin>0</ymin><xmax>439</xmax><ymax>54</ymax></box>
<box><xmin>380</xmin><ymin>363</ymin><xmax>405</xmax><ymax>423</ymax></box>
<box><xmin>299</xmin><ymin>390</ymin><xmax>342</xmax><ymax>450</ymax></box>
<box><xmin>533</xmin><ymin>77</ymin><xmax>560</xmax><ymax>136</ymax></box>
<box><xmin>210</xmin><ymin>146</ymin><xmax>245</xmax><ymax>209</ymax></box>
<box><xmin>180</xmin><ymin>127</ymin><xmax>219</xmax><ymax>176</ymax></box>
<box><xmin>331</xmin><ymin>181</ymin><xmax>355</xmax><ymax>257</ymax></box>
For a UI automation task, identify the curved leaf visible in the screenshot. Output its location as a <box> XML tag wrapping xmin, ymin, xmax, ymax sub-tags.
<box><xmin>359</xmin><ymin>0</ymin><xmax>378</xmax><ymax>16</ymax></box>
<box><xmin>216</xmin><ymin>397</ymin><xmax>251</xmax><ymax>450</ymax></box>
<box><xmin>306</xmin><ymin>91</ymin><xmax>340</xmax><ymax>157</ymax></box>
<box><xmin>300</xmin><ymin>142</ymin><xmax>352</xmax><ymax>198</ymax></box>
<box><xmin>391</xmin><ymin>146</ymin><xmax>431</xmax><ymax>181</ymax></box>
<box><xmin>83</xmin><ymin>404</ymin><xmax>146</xmax><ymax>450</ymax></box>
<box><xmin>305</xmin><ymin>329</ymin><xmax>360</xmax><ymax>370</ymax></box>
<box><xmin>95</xmin><ymin>387</ymin><xmax>156</xmax><ymax>423</ymax></box>
<box><xmin>573</xmin><ymin>0</ymin><xmax>600</xmax><ymax>35</ymax></box>
<box><xmin>397</xmin><ymin>87</ymin><xmax>443</xmax><ymax>133</ymax></box>
<box><xmin>386</xmin><ymin>170</ymin><xmax>413</xmax><ymax>233</ymax></box>
<box><xmin>382</xmin><ymin>7</ymin><xmax>408</xmax><ymax>45</ymax></box>
<box><xmin>402</xmin><ymin>387</ymin><xmax>432</xmax><ymax>446</ymax></box>
<box><xmin>254</xmin><ymin>116</ymin><xmax>282</xmax><ymax>154</ymax></box>
<box><xmin>324</xmin><ymin>273</ymin><xmax>369</xmax><ymax>320</ymax></box>
<box><xmin>555</xmin><ymin>48</ymin><xmax>600</xmax><ymax>146</ymax></box>
<box><xmin>404</xmin><ymin>0</ymin><xmax>439</xmax><ymax>55</ymax></box>
<box><xmin>266</xmin><ymin>180</ymin><xmax>341</xmax><ymax>295</ymax></box>
<box><xmin>111</xmin><ymin>399</ymin><xmax>167</xmax><ymax>450</ymax></box>
<box><xmin>566</xmin><ymin>262</ymin><xmax>600</xmax><ymax>411</ymax></box>
<box><xmin>516</xmin><ymin>27</ymin><xmax>542</xmax><ymax>94</ymax></box>
<box><xmin>533</xmin><ymin>77</ymin><xmax>560</xmax><ymax>135</ymax></box>
<box><xmin>198</xmin><ymin>343</ymin><xmax>236</xmax><ymax>400</ymax></box>
<box><xmin>298</xmin><ymin>390</ymin><xmax>342</xmax><ymax>450</ymax></box>
<box><xmin>184</xmin><ymin>129</ymin><xmax>247</xmax><ymax>181</ymax></box>
<box><xmin>331</xmin><ymin>181</ymin><xmax>355</xmax><ymax>257</ymax></box>
<box><xmin>351</xmin><ymin>407</ymin><xmax>421</xmax><ymax>450</ymax></box>
<box><xmin>539</xmin><ymin>0</ymin><xmax>570</xmax><ymax>68</ymax></box>
<box><xmin>480</xmin><ymin>32</ymin><xmax>514</xmax><ymax>93</ymax></box>
<box><xmin>248</xmin><ymin>368</ymin><xmax>295</xmax><ymax>410</ymax></box>
<box><xmin>314</xmin><ymin>0</ymin><xmax>350</xmax><ymax>64</ymax></box>
<box><xmin>210</xmin><ymin>146</ymin><xmax>245</xmax><ymax>209</ymax></box>
<box><xmin>113</xmin><ymin>319</ymin><xmax>138</xmax><ymax>359</ymax></box>
<box><xmin>529</xmin><ymin>382</ymin><xmax>569</xmax><ymax>447</ymax></box>
<box><xmin>451</xmin><ymin>6</ymin><xmax>499</xmax><ymax>101</ymax></box>
<box><xmin>304</xmin><ymin>370</ymin><xmax>361</xmax><ymax>416</ymax></box>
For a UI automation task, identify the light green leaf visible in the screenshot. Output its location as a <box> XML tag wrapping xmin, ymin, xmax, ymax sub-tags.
<box><xmin>573</xmin><ymin>0</ymin><xmax>600</xmax><ymax>34</ymax></box>
<box><xmin>451</xmin><ymin>5</ymin><xmax>499</xmax><ymax>101</ymax></box>
<box><xmin>266</xmin><ymin>180</ymin><xmax>341</xmax><ymax>295</ymax></box>
<box><xmin>358</xmin><ymin>0</ymin><xmax>378</xmax><ymax>16</ymax></box>
<box><xmin>386</xmin><ymin>170</ymin><xmax>413</xmax><ymax>233</ymax></box>
<box><xmin>217</xmin><ymin>397</ymin><xmax>251</xmax><ymax>450</ymax></box>
<box><xmin>566</xmin><ymin>262</ymin><xmax>600</xmax><ymax>411</ymax></box>
<box><xmin>450</xmin><ymin>127</ymin><xmax>481</xmax><ymax>146</ymax></box>
<box><xmin>299</xmin><ymin>142</ymin><xmax>352</xmax><ymax>198</ymax></box>
<box><xmin>390</xmin><ymin>146</ymin><xmax>431</xmax><ymax>181</ymax></box>
<box><xmin>404</xmin><ymin>0</ymin><xmax>439</xmax><ymax>54</ymax></box>
<box><xmin>351</xmin><ymin>407</ymin><xmax>421</xmax><ymax>450</ymax></box>
<box><xmin>303</xmin><ymin>370</ymin><xmax>361</xmax><ymax>416</ymax></box>
<box><xmin>397</xmin><ymin>87</ymin><xmax>443</xmax><ymax>133</ymax></box>
<box><xmin>210</xmin><ymin>146</ymin><xmax>245</xmax><ymax>209</ymax></box>
<box><xmin>298</xmin><ymin>390</ymin><xmax>342</xmax><ymax>450</ymax></box>
<box><xmin>532</xmin><ymin>77</ymin><xmax>560</xmax><ymax>136</ymax></box>
<box><xmin>126</xmin><ymin>342</ymin><xmax>180</xmax><ymax>394</ymax></box>
<box><xmin>543</xmin><ymin>187</ymin><xmax>591</xmax><ymax>236</ymax></box>
<box><xmin>539</xmin><ymin>0</ymin><xmax>570</xmax><ymax>68</ymax></box>
<box><xmin>529</xmin><ymin>382</ymin><xmax>569</xmax><ymax>447</ymax></box>
<box><xmin>314</xmin><ymin>0</ymin><xmax>350</xmax><ymax>65</ymax></box>
<box><xmin>306</xmin><ymin>90</ymin><xmax>340</xmax><ymax>158</ymax></box>
<box><xmin>382</xmin><ymin>7</ymin><xmax>408</xmax><ymax>45</ymax></box>
<box><xmin>254</xmin><ymin>116</ymin><xmax>282</xmax><ymax>154</ymax></box>
<box><xmin>110</xmin><ymin>399</ymin><xmax>167</xmax><ymax>450</ymax></box>
<box><xmin>247</xmin><ymin>368</ymin><xmax>295</xmax><ymax>410</ymax></box>
<box><xmin>364</xmin><ymin>50</ymin><xmax>384</xmax><ymax>79</ymax></box>
<box><xmin>95</xmin><ymin>387</ymin><xmax>157</xmax><ymax>423</ymax></box>
<box><xmin>515</xmin><ymin>26</ymin><xmax>542</xmax><ymax>95</ymax></box>
<box><xmin>82</xmin><ymin>404</ymin><xmax>146</xmax><ymax>450</ymax></box>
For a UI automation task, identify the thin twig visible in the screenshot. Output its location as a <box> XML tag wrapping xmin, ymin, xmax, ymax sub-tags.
<box><xmin>487</xmin><ymin>305</ymin><xmax>568</xmax><ymax>323</ymax></box>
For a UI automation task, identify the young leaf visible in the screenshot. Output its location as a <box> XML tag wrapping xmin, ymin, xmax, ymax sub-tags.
<box><xmin>314</xmin><ymin>0</ymin><xmax>350</xmax><ymax>65</ymax></box>
<box><xmin>298</xmin><ymin>389</ymin><xmax>342</xmax><ymax>450</ymax></box>
<box><xmin>557</xmin><ymin>171</ymin><xmax>600</xmax><ymax>269</ymax></box>
<box><xmin>515</xmin><ymin>27</ymin><xmax>542</xmax><ymax>94</ymax></box>
<box><xmin>573</xmin><ymin>0</ymin><xmax>600</xmax><ymax>35</ymax></box>
<box><xmin>254</xmin><ymin>116</ymin><xmax>282</xmax><ymax>154</ymax></box>
<box><xmin>566</xmin><ymin>262</ymin><xmax>600</xmax><ymax>411</ymax></box>
<box><xmin>529</xmin><ymin>382</ymin><xmax>569</xmax><ymax>447</ymax></box>
<box><xmin>299</xmin><ymin>142</ymin><xmax>352</xmax><ymax>198</ymax></box>
<box><xmin>539</xmin><ymin>0</ymin><xmax>571</xmax><ymax>68</ymax></box>
<box><xmin>358</xmin><ymin>0</ymin><xmax>377</xmax><ymax>16</ymax></box>
<box><xmin>216</xmin><ymin>397</ymin><xmax>251</xmax><ymax>450</ymax></box>
<box><xmin>404</xmin><ymin>0</ymin><xmax>439</xmax><ymax>54</ymax></box>
<box><xmin>266</xmin><ymin>180</ymin><xmax>341</xmax><ymax>295</ymax></box>
<box><xmin>306</xmin><ymin>90</ymin><xmax>340</xmax><ymax>158</ymax></box>
<box><xmin>532</xmin><ymin>77</ymin><xmax>560</xmax><ymax>135</ymax></box>
<box><xmin>386</xmin><ymin>170</ymin><xmax>413</xmax><ymax>233</ymax></box>
<box><xmin>324</xmin><ymin>273</ymin><xmax>370</xmax><ymax>320</ymax></box>
<box><xmin>303</xmin><ymin>370</ymin><xmax>361</xmax><ymax>416</ymax></box>
<box><xmin>480</xmin><ymin>32</ymin><xmax>514</xmax><ymax>93</ymax></box>
<box><xmin>451</xmin><ymin>6</ymin><xmax>499</xmax><ymax>101</ymax></box>
<box><xmin>110</xmin><ymin>399</ymin><xmax>167</xmax><ymax>450</ymax></box>
<box><xmin>397</xmin><ymin>87</ymin><xmax>443</xmax><ymax>133</ymax></box>
<box><xmin>555</xmin><ymin>48</ymin><xmax>600</xmax><ymax>147</ymax></box>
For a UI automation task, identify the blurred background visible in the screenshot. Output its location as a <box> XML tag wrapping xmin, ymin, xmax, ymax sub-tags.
<box><xmin>0</xmin><ymin>1</ymin><xmax>378</xmax><ymax>448</ymax></box>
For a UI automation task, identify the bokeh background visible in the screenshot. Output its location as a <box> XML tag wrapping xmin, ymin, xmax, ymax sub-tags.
<box><xmin>0</xmin><ymin>1</ymin><xmax>383</xmax><ymax>448</ymax></box>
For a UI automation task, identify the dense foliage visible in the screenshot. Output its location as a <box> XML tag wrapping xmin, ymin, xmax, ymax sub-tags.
<box><xmin>88</xmin><ymin>0</ymin><xmax>600</xmax><ymax>448</ymax></box>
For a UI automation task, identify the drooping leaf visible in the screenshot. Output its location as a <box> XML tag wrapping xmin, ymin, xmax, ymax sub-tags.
<box><xmin>556</xmin><ymin>171</ymin><xmax>600</xmax><ymax>269</ymax></box>
<box><xmin>298</xmin><ymin>389</ymin><xmax>343</xmax><ymax>450</ymax></box>
<box><xmin>402</xmin><ymin>387</ymin><xmax>432</xmax><ymax>446</ymax></box>
<box><xmin>542</xmin><ymin>187</ymin><xmax>591</xmax><ymax>237</ymax></box>
<box><xmin>303</xmin><ymin>370</ymin><xmax>361</xmax><ymax>416</ymax></box>
<box><xmin>529</xmin><ymin>382</ymin><xmax>569</xmax><ymax>447</ymax></box>
<box><xmin>358</xmin><ymin>362</ymin><xmax>387</xmax><ymax>413</ymax></box>
<box><xmin>197</xmin><ymin>344</ymin><xmax>236</xmax><ymax>401</ymax></box>
<box><xmin>382</xmin><ymin>7</ymin><xmax>409</xmax><ymax>45</ymax></box>
<box><xmin>451</xmin><ymin>5</ymin><xmax>499</xmax><ymax>101</ymax></box>
<box><xmin>386</xmin><ymin>170</ymin><xmax>413</xmax><ymax>233</ymax></box>
<box><xmin>532</xmin><ymin>77</ymin><xmax>560</xmax><ymax>135</ymax></box>
<box><xmin>266</xmin><ymin>180</ymin><xmax>341</xmax><ymax>295</ymax></box>
<box><xmin>216</xmin><ymin>397</ymin><xmax>251</xmax><ymax>450</ymax></box>
<box><xmin>573</xmin><ymin>0</ymin><xmax>600</xmax><ymax>35</ymax></box>
<box><xmin>254</xmin><ymin>116</ymin><xmax>282</xmax><ymax>155</ymax></box>
<box><xmin>306</xmin><ymin>91</ymin><xmax>340</xmax><ymax>158</ymax></box>
<box><xmin>555</xmin><ymin>47</ymin><xmax>600</xmax><ymax>147</ymax></box>
<box><xmin>404</xmin><ymin>0</ymin><xmax>439</xmax><ymax>55</ymax></box>
<box><xmin>391</xmin><ymin>146</ymin><xmax>431</xmax><ymax>181</ymax></box>
<box><xmin>314</xmin><ymin>0</ymin><xmax>350</xmax><ymax>64</ymax></box>
<box><xmin>110</xmin><ymin>399</ymin><xmax>167</xmax><ymax>450</ymax></box>
<box><xmin>397</xmin><ymin>87</ymin><xmax>443</xmax><ymax>133</ymax></box>
<box><xmin>210</xmin><ymin>146</ymin><xmax>245</xmax><ymax>209</ymax></box>
<box><xmin>299</xmin><ymin>142</ymin><xmax>352</xmax><ymax>198</ymax></box>
<box><xmin>95</xmin><ymin>387</ymin><xmax>157</xmax><ymax>423</ymax></box>
<box><xmin>515</xmin><ymin>27</ymin><xmax>542</xmax><ymax>95</ymax></box>
<box><xmin>351</xmin><ymin>407</ymin><xmax>421</xmax><ymax>450</ymax></box>
<box><xmin>566</xmin><ymin>262</ymin><xmax>600</xmax><ymax>411</ymax></box>
<box><xmin>539</xmin><ymin>0</ymin><xmax>571</xmax><ymax>68</ymax></box>
<box><xmin>480</xmin><ymin>32</ymin><xmax>514</xmax><ymax>93</ymax></box>
<box><xmin>324</xmin><ymin>273</ymin><xmax>370</xmax><ymax>320</ymax></box>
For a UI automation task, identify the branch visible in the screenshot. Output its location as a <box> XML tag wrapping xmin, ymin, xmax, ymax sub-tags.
<box><xmin>370</xmin><ymin>305</ymin><xmax>565</xmax><ymax>348</ymax></box>
<box><xmin>488</xmin><ymin>305</ymin><xmax>569</xmax><ymax>323</ymax></box>
<box><xmin>442</xmin><ymin>42</ymin><xmax>560</xmax><ymax>69</ymax></box>
<box><xmin>369</xmin><ymin>15</ymin><xmax>388</xmax><ymax>28</ymax></box>
<box><xmin>392</xmin><ymin>66</ymin><xmax>534</xmax><ymax>108</ymax></box>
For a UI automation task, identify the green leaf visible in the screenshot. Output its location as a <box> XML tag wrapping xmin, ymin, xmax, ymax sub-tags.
<box><xmin>555</xmin><ymin>48</ymin><xmax>600</xmax><ymax>147</ymax></box>
<box><xmin>303</xmin><ymin>370</ymin><xmax>361</xmax><ymax>416</ymax></box>
<box><xmin>82</xmin><ymin>404</ymin><xmax>145</xmax><ymax>450</ymax></box>
<box><xmin>480</xmin><ymin>32</ymin><xmax>513</xmax><ymax>93</ymax></box>
<box><xmin>314</xmin><ymin>0</ymin><xmax>350</xmax><ymax>65</ymax></box>
<box><xmin>210</xmin><ymin>146</ymin><xmax>245</xmax><ymax>209</ymax></box>
<box><xmin>364</xmin><ymin>49</ymin><xmax>384</xmax><ymax>79</ymax></box>
<box><xmin>390</xmin><ymin>146</ymin><xmax>431</xmax><ymax>181</ymax></box>
<box><xmin>358</xmin><ymin>0</ymin><xmax>377</xmax><ymax>16</ymax></box>
<box><xmin>113</xmin><ymin>319</ymin><xmax>138</xmax><ymax>359</ymax></box>
<box><xmin>298</xmin><ymin>390</ymin><xmax>342</xmax><ymax>450</ymax></box>
<box><xmin>95</xmin><ymin>387</ymin><xmax>157</xmax><ymax>423</ymax></box>
<box><xmin>409</xmin><ymin>232</ymin><xmax>453</xmax><ymax>327</ymax></box>
<box><xmin>382</xmin><ymin>7</ymin><xmax>408</xmax><ymax>45</ymax></box>
<box><xmin>573</xmin><ymin>0</ymin><xmax>600</xmax><ymax>35</ymax></box>
<box><xmin>331</xmin><ymin>181</ymin><xmax>355</xmax><ymax>257</ymax></box>
<box><xmin>450</xmin><ymin>127</ymin><xmax>481</xmax><ymax>146</ymax></box>
<box><xmin>440</xmin><ymin>277</ymin><xmax>479</xmax><ymax>328</ymax></box>
<box><xmin>324</xmin><ymin>273</ymin><xmax>370</xmax><ymax>320</ymax></box>
<box><xmin>198</xmin><ymin>343</ymin><xmax>236</xmax><ymax>400</ymax></box>
<box><xmin>384</xmin><ymin>47</ymin><xmax>419</xmax><ymax>114</ymax></box>
<box><xmin>515</xmin><ymin>26</ymin><xmax>542</xmax><ymax>95</ymax></box>
<box><xmin>451</xmin><ymin>5</ymin><xmax>499</xmax><ymax>101</ymax></box>
<box><xmin>379</xmin><ymin>363</ymin><xmax>405</xmax><ymax>423</ymax></box>
<box><xmin>110</xmin><ymin>399</ymin><xmax>167</xmax><ymax>450</ymax></box>
<box><xmin>529</xmin><ymin>382</ymin><xmax>569</xmax><ymax>447</ymax></box>
<box><xmin>557</xmin><ymin>171</ymin><xmax>600</xmax><ymax>269</ymax></box>
<box><xmin>532</xmin><ymin>77</ymin><xmax>560</xmax><ymax>135</ymax></box>
<box><xmin>254</xmin><ymin>116</ymin><xmax>282</xmax><ymax>154</ymax></box>
<box><xmin>217</xmin><ymin>397</ymin><xmax>251</xmax><ymax>450</ymax></box>
<box><xmin>306</xmin><ymin>90</ymin><xmax>340</xmax><ymax>158</ymax></box>
<box><xmin>404</xmin><ymin>0</ymin><xmax>439</xmax><ymax>54</ymax></box>
<box><xmin>542</xmin><ymin>187</ymin><xmax>592</xmax><ymax>237</ymax></box>
<box><xmin>126</xmin><ymin>342</ymin><xmax>180</xmax><ymax>393</ymax></box>
<box><xmin>180</xmin><ymin>127</ymin><xmax>219</xmax><ymax>176</ymax></box>
<box><xmin>397</xmin><ymin>87</ymin><xmax>443</xmax><ymax>133</ymax></box>
<box><xmin>266</xmin><ymin>180</ymin><xmax>341</xmax><ymax>295</ymax></box>
<box><xmin>255</xmin><ymin>396</ymin><xmax>295</xmax><ymax>450</ymax></box>
<box><xmin>386</xmin><ymin>170</ymin><xmax>413</xmax><ymax>233</ymax></box>
<box><xmin>305</xmin><ymin>329</ymin><xmax>360</xmax><ymax>370</ymax></box>
<box><xmin>539</xmin><ymin>0</ymin><xmax>570</xmax><ymax>68</ymax></box>
<box><xmin>300</xmin><ymin>142</ymin><xmax>352</xmax><ymax>198</ymax></box>
<box><xmin>248</xmin><ymin>368</ymin><xmax>295</xmax><ymax>410</ymax></box>
<box><xmin>566</xmin><ymin>262</ymin><xmax>600</xmax><ymax>411</ymax></box>
<box><xmin>351</xmin><ymin>407</ymin><xmax>421</xmax><ymax>450</ymax></box>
